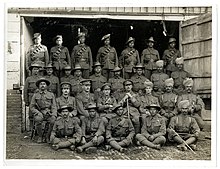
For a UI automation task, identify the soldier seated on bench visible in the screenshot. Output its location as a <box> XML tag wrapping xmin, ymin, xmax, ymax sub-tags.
<box><xmin>30</xmin><ymin>78</ymin><xmax>57</xmax><ymax>143</ymax></box>
<box><xmin>76</xmin><ymin>103</ymin><xmax>105</xmax><ymax>153</ymax></box>
<box><xmin>50</xmin><ymin>105</ymin><xmax>82</xmax><ymax>151</ymax></box>
<box><xmin>106</xmin><ymin>104</ymin><xmax>135</xmax><ymax>153</ymax></box>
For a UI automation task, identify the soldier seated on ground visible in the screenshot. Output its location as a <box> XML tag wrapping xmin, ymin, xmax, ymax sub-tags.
<box><xmin>50</xmin><ymin>105</ymin><xmax>82</xmax><ymax>151</ymax></box>
<box><xmin>76</xmin><ymin>103</ymin><xmax>105</xmax><ymax>153</ymax></box>
<box><xmin>97</xmin><ymin>83</ymin><xmax>117</xmax><ymax>126</ymax></box>
<box><xmin>106</xmin><ymin>104</ymin><xmax>135</xmax><ymax>153</ymax></box>
<box><xmin>30</xmin><ymin>78</ymin><xmax>57</xmax><ymax>143</ymax></box>
<box><xmin>167</xmin><ymin>100</ymin><xmax>200</xmax><ymax>151</ymax></box>
<box><xmin>136</xmin><ymin>104</ymin><xmax>166</xmax><ymax>150</ymax></box>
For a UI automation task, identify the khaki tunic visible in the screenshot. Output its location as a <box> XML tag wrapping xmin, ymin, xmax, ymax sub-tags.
<box><xmin>56</xmin><ymin>95</ymin><xmax>77</xmax><ymax>116</ymax></box>
<box><xmin>70</xmin><ymin>76</ymin><xmax>84</xmax><ymax>96</ymax></box>
<box><xmin>60</xmin><ymin>75</ymin><xmax>75</xmax><ymax>83</ymax></box>
<box><xmin>45</xmin><ymin>75</ymin><xmax>60</xmax><ymax>97</ymax></box>
<box><xmin>139</xmin><ymin>94</ymin><xmax>159</xmax><ymax>115</ymax></box>
<box><xmin>131</xmin><ymin>74</ymin><xmax>149</xmax><ymax>92</ymax></box>
<box><xmin>141</xmin><ymin>47</ymin><xmax>160</xmax><ymax>70</ymax></box>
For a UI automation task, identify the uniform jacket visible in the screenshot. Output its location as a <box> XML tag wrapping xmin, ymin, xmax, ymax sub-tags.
<box><xmin>60</xmin><ymin>75</ymin><xmax>75</xmax><ymax>83</ymax></box>
<box><xmin>139</xmin><ymin>94</ymin><xmax>159</xmax><ymax>114</ymax></box>
<box><xmin>119</xmin><ymin>47</ymin><xmax>140</xmax><ymax>73</ymax></box>
<box><xmin>30</xmin><ymin>90</ymin><xmax>57</xmax><ymax>117</ymax></box>
<box><xmin>50</xmin><ymin>45</ymin><xmax>71</xmax><ymax>70</ymax></box>
<box><xmin>70</xmin><ymin>76</ymin><xmax>84</xmax><ymax>96</ymax></box>
<box><xmin>45</xmin><ymin>75</ymin><xmax>60</xmax><ymax>97</ymax></box>
<box><xmin>131</xmin><ymin>74</ymin><xmax>149</xmax><ymax>92</ymax></box>
<box><xmin>26</xmin><ymin>44</ymin><xmax>49</xmax><ymax>70</ymax></box>
<box><xmin>96</xmin><ymin>45</ymin><xmax>118</xmax><ymax>70</ymax></box>
<box><xmin>71</xmin><ymin>44</ymin><xmax>93</xmax><ymax>70</ymax></box>
<box><xmin>108</xmin><ymin>76</ymin><xmax>125</xmax><ymax>93</ymax></box>
<box><xmin>151</xmin><ymin>72</ymin><xmax>169</xmax><ymax>91</ymax></box>
<box><xmin>89</xmin><ymin>74</ymin><xmax>107</xmax><ymax>92</ymax></box>
<box><xmin>141</xmin><ymin>47</ymin><xmax>160</xmax><ymax>70</ymax></box>
<box><xmin>56</xmin><ymin>95</ymin><xmax>77</xmax><ymax>115</ymax></box>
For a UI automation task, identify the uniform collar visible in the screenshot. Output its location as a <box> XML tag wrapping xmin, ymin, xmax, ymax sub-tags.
<box><xmin>39</xmin><ymin>90</ymin><xmax>47</xmax><ymax>94</ymax></box>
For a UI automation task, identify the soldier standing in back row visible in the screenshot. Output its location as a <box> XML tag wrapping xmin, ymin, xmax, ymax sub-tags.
<box><xmin>162</xmin><ymin>38</ymin><xmax>181</xmax><ymax>76</ymax></box>
<box><xmin>119</xmin><ymin>37</ymin><xmax>140</xmax><ymax>79</ymax></box>
<box><xmin>71</xmin><ymin>32</ymin><xmax>93</xmax><ymax>78</ymax></box>
<box><xmin>96</xmin><ymin>34</ymin><xmax>118</xmax><ymax>80</ymax></box>
<box><xmin>50</xmin><ymin>35</ymin><xmax>71</xmax><ymax>79</ymax></box>
<box><xmin>141</xmin><ymin>37</ymin><xmax>160</xmax><ymax>79</ymax></box>
<box><xmin>26</xmin><ymin>33</ymin><xmax>49</xmax><ymax>76</ymax></box>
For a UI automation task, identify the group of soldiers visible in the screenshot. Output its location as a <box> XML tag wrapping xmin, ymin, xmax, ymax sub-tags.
<box><xmin>23</xmin><ymin>32</ymin><xmax>205</xmax><ymax>153</ymax></box>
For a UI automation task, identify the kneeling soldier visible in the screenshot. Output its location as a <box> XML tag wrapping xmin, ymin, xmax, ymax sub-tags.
<box><xmin>167</xmin><ymin>100</ymin><xmax>200</xmax><ymax>151</ymax></box>
<box><xmin>50</xmin><ymin>105</ymin><xmax>82</xmax><ymax>151</ymax></box>
<box><xmin>76</xmin><ymin>103</ymin><xmax>105</xmax><ymax>153</ymax></box>
<box><xmin>136</xmin><ymin>104</ymin><xmax>166</xmax><ymax>150</ymax></box>
<box><xmin>106</xmin><ymin>104</ymin><xmax>135</xmax><ymax>152</ymax></box>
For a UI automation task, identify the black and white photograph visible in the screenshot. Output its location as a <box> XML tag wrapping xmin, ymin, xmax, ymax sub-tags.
<box><xmin>2</xmin><ymin>0</ymin><xmax>219</xmax><ymax>167</ymax></box>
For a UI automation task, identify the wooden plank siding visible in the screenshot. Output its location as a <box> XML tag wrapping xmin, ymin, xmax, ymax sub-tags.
<box><xmin>181</xmin><ymin>13</ymin><xmax>212</xmax><ymax>98</ymax></box>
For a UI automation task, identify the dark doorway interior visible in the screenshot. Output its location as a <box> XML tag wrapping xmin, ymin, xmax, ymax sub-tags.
<box><xmin>26</xmin><ymin>16</ymin><xmax>179</xmax><ymax>61</ymax></box>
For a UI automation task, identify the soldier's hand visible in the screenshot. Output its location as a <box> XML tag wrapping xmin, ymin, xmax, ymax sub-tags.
<box><xmin>92</xmin><ymin>136</ymin><xmax>98</xmax><ymax>144</ymax></box>
<box><xmin>145</xmin><ymin>110</ymin><xmax>151</xmax><ymax>116</ymax></box>
<box><xmin>126</xmin><ymin>93</ymin><xmax>132</xmax><ymax>98</ymax></box>
<box><xmin>81</xmin><ymin>137</ymin><xmax>86</xmax><ymax>145</ymax></box>
<box><xmin>96</xmin><ymin>88</ymin><xmax>101</xmax><ymax>92</ymax></box>
<box><xmin>76</xmin><ymin>137</ymin><xmax>81</xmax><ymax>143</ymax></box>
<box><xmin>148</xmin><ymin>135</ymin><xmax>154</xmax><ymax>141</ymax></box>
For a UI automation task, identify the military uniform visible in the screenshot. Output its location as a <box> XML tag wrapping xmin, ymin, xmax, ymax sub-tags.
<box><xmin>131</xmin><ymin>74</ymin><xmax>148</xmax><ymax>94</ymax></box>
<box><xmin>151</xmin><ymin>72</ymin><xmax>169</xmax><ymax>92</ymax></box>
<box><xmin>106</xmin><ymin>111</ymin><xmax>135</xmax><ymax>151</ymax></box>
<box><xmin>136</xmin><ymin>110</ymin><xmax>166</xmax><ymax>149</ymax></box>
<box><xmin>45</xmin><ymin>74</ymin><xmax>60</xmax><ymax>97</ymax></box>
<box><xmin>50</xmin><ymin>115</ymin><xmax>82</xmax><ymax>150</ymax></box>
<box><xmin>70</xmin><ymin>76</ymin><xmax>84</xmax><ymax>96</ymax></box>
<box><xmin>60</xmin><ymin>74</ymin><xmax>75</xmax><ymax>83</ymax></box>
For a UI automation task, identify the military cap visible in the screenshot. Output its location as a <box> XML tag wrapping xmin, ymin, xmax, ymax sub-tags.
<box><xmin>45</xmin><ymin>63</ymin><xmax>55</xmax><ymax>69</ymax></box>
<box><xmin>77</xmin><ymin>32</ymin><xmax>86</xmax><ymax>39</ymax></box>
<box><xmin>86</xmin><ymin>103</ymin><xmax>97</xmax><ymax>110</ymax></box>
<box><xmin>33</xmin><ymin>33</ymin><xmax>41</xmax><ymax>40</ymax></box>
<box><xmin>72</xmin><ymin>64</ymin><xmax>83</xmax><ymax>71</ymax></box>
<box><xmin>134</xmin><ymin>63</ymin><xmax>145</xmax><ymax>69</ymax></box>
<box><xmin>156</xmin><ymin>60</ymin><xmax>164</xmax><ymax>67</ymax></box>
<box><xmin>169</xmin><ymin>37</ymin><xmax>176</xmax><ymax>43</ymax></box>
<box><xmin>58</xmin><ymin>105</ymin><xmax>73</xmax><ymax>113</ymax></box>
<box><xmin>112</xmin><ymin>103</ymin><xmax>123</xmax><ymax>112</ymax></box>
<box><xmin>53</xmin><ymin>35</ymin><xmax>62</xmax><ymax>42</ymax></box>
<box><xmin>183</xmin><ymin>78</ymin><xmax>193</xmax><ymax>86</ymax></box>
<box><xmin>147</xmin><ymin>36</ymin><xmax>155</xmax><ymax>43</ymax></box>
<box><xmin>92</xmin><ymin>62</ymin><xmax>103</xmax><ymax>68</ymax></box>
<box><xmin>101</xmin><ymin>34</ymin><xmax>111</xmax><ymax>41</ymax></box>
<box><xmin>101</xmin><ymin>83</ymin><xmax>111</xmax><ymax>90</ymax></box>
<box><xmin>123</xmin><ymin>79</ymin><xmax>133</xmax><ymax>86</ymax></box>
<box><xmin>36</xmin><ymin>77</ymin><xmax>50</xmax><ymax>87</ymax></box>
<box><xmin>144</xmin><ymin>80</ymin><xmax>153</xmax><ymax>88</ymax></box>
<box><xmin>63</xmin><ymin>65</ymin><xmax>72</xmax><ymax>70</ymax></box>
<box><xmin>80</xmin><ymin>79</ymin><xmax>92</xmax><ymax>84</ymax></box>
<box><xmin>146</xmin><ymin>104</ymin><xmax>161</xmax><ymax>110</ymax></box>
<box><xmin>126</xmin><ymin>37</ymin><xmax>135</xmax><ymax>45</ymax></box>
<box><xmin>178</xmin><ymin>100</ymin><xmax>190</xmax><ymax>109</ymax></box>
<box><xmin>165</xmin><ymin>78</ymin><xmax>174</xmax><ymax>87</ymax></box>
<box><xmin>111</xmin><ymin>66</ymin><xmax>122</xmax><ymax>72</ymax></box>
<box><xmin>29</xmin><ymin>63</ymin><xmax>42</xmax><ymax>70</ymax></box>
<box><xmin>175</xmin><ymin>57</ymin><xmax>184</xmax><ymax>65</ymax></box>
<box><xmin>60</xmin><ymin>81</ymin><xmax>72</xmax><ymax>88</ymax></box>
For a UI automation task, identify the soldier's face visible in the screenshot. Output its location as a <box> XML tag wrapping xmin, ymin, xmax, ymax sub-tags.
<box><xmin>103</xmin><ymin>87</ymin><xmax>111</xmax><ymax>96</ymax></box>
<box><xmin>104</xmin><ymin>38</ymin><xmax>110</xmax><ymax>45</ymax></box>
<box><xmin>165</xmin><ymin>85</ymin><xmax>173</xmax><ymax>92</ymax></box>
<box><xmin>61</xmin><ymin>109</ymin><xmax>69</xmax><ymax>118</ymax></box>
<box><xmin>39</xmin><ymin>82</ymin><xmax>47</xmax><ymax>90</ymax></box>
<box><xmin>74</xmin><ymin>70</ymin><xmax>82</xmax><ymax>77</ymax></box>
<box><xmin>62</xmin><ymin>86</ymin><xmax>70</xmax><ymax>95</ymax></box>
<box><xmin>186</xmin><ymin>85</ymin><xmax>193</xmax><ymax>93</ymax></box>
<box><xmin>148</xmin><ymin>42</ymin><xmax>154</xmax><ymax>48</ymax></box>
<box><xmin>169</xmin><ymin>42</ymin><xmax>176</xmax><ymax>48</ymax></box>
<box><xmin>94</xmin><ymin>66</ymin><xmax>102</xmax><ymax>73</ymax></box>
<box><xmin>124</xmin><ymin>84</ymin><xmax>132</xmax><ymax>91</ymax></box>
<box><xmin>89</xmin><ymin>109</ymin><xmax>96</xmax><ymax>118</ymax></box>
<box><xmin>116</xmin><ymin>107</ymin><xmax>124</xmax><ymax>116</ymax></box>
<box><xmin>79</xmin><ymin>36</ymin><xmax>85</xmax><ymax>44</ymax></box>
<box><xmin>149</xmin><ymin>107</ymin><xmax>158</xmax><ymax>116</ymax></box>
<box><xmin>65</xmin><ymin>70</ymin><xmax>71</xmax><ymax>76</ymax></box>
<box><xmin>114</xmin><ymin>71</ymin><xmax>121</xmax><ymax>77</ymax></box>
<box><xmin>157</xmin><ymin>66</ymin><xmax>163</xmax><ymax>72</ymax></box>
<box><xmin>128</xmin><ymin>41</ymin><xmax>134</xmax><ymax>48</ymax></box>
<box><xmin>56</xmin><ymin>38</ymin><xmax>63</xmax><ymax>45</ymax></box>
<box><xmin>177</xmin><ymin>64</ymin><xmax>183</xmax><ymax>70</ymax></box>
<box><xmin>82</xmin><ymin>83</ymin><xmax>91</xmax><ymax>92</ymax></box>
<box><xmin>32</xmin><ymin>67</ymin><xmax>39</xmax><ymax>75</ymax></box>
<box><xmin>136</xmin><ymin>68</ymin><xmax>143</xmax><ymax>76</ymax></box>
<box><xmin>46</xmin><ymin>68</ymin><xmax>53</xmax><ymax>75</ymax></box>
<box><xmin>181</xmin><ymin>106</ymin><xmax>189</xmax><ymax>115</ymax></box>
<box><xmin>34</xmin><ymin>37</ymin><xmax>41</xmax><ymax>44</ymax></box>
<box><xmin>145</xmin><ymin>86</ymin><xmax>152</xmax><ymax>94</ymax></box>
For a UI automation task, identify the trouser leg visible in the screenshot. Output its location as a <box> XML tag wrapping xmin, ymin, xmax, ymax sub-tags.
<box><xmin>136</xmin><ymin>134</ymin><xmax>158</xmax><ymax>149</ymax></box>
<box><xmin>109</xmin><ymin>140</ymin><xmax>122</xmax><ymax>151</ymax></box>
<box><xmin>81</xmin><ymin>136</ymin><xmax>104</xmax><ymax>150</ymax></box>
<box><xmin>57</xmin><ymin>141</ymin><xmax>72</xmax><ymax>148</ymax></box>
<box><xmin>47</xmin><ymin>116</ymin><xmax>56</xmax><ymax>142</ymax></box>
<box><xmin>153</xmin><ymin>136</ymin><xmax>166</xmax><ymax>145</ymax></box>
<box><xmin>184</xmin><ymin>137</ymin><xmax>197</xmax><ymax>145</ymax></box>
<box><xmin>132</xmin><ymin>116</ymin><xmax>140</xmax><ymax>134</ymax></box>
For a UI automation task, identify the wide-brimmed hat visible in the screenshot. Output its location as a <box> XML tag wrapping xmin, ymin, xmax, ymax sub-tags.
<box><xmin>101</xmin><ymin>34</ymin><xmax>111</xmax><ymax>41</ymax></box>
<box><xmin>85</xmin><ymin>103</ymin><xmax>97</xmax><ymax>110</ymax></box>
<box><xmin>72</xmin><ymin>64</ymin><xmax>83</xmax><ymax>71</ymax></box>
<box><xmin>45</xmin><ymin>63</ymin><xmax>55</xmax><ymax>69</ymax></box>
<box><xmin>111</xmin><ymin>66</ymin><xmax>122</xmax><ymax>72</ymax></box>
<box><xmin>77</xmin><ymin>32</ymin><xmax>86</xmax><ymax>39</ymax></box>
<box><xmin>80</xmin><ymin>79</ymin><xmax>92</xmax><ymax>84</ymax></box>
<box><xmin>126</xmin><ymin>37</ymin><xmax>135</xmax><ymax>45</ymax></box>
<box><xmin>33</xmin><ymin>33</ymin><xmax>41</xmax><ymax>40</ymax></box>
<box><xmin>112</xmin><ymin>104</ymin><xmax>123</xmax><ymax>112</ymax></box>
<box><xmin>29</xmin><ymin>63</ymin><xmax>42</xmax><ymax>70</ymax></box>
<box><xmin>92</xmin><ymin>62</ymin><xmax>103</xmax><ymax>68</ymax></box>
<box><xmin>134</xmin><ymin>63</ymin><xmax>145</xmax><ymax>69</ymax></box>
<box><xmin>53</xmin><ymin>35</ymin><xmax>62</xmax><ymax>42</ymax></box>
<box><xmin>169</xmin><ymin>37</ymin><xmax>176</xmax><ymax>43</ymax></box>
<box><xmin>58</xmin><ymin>105</ymin><xmax>73</xmax><ymax>113</ymax></box>
<box><xmin>147</xmin><ymin>36</ymin><xmax>156</xmax><ymax>43</ymax></box>
<box><xmin>36</xmin><ymin>77</ymin><xmax>50</xmax><ymax>87</ymax></box>
<box><xmin>146</xmin><ymin>104</ymin><xmax>161</xmax><ymax>110</ymax></box>
<box><xmin>63</xmin><ymin>65</ymin><xmax>72</xmax><ymax>70</ymax></box>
